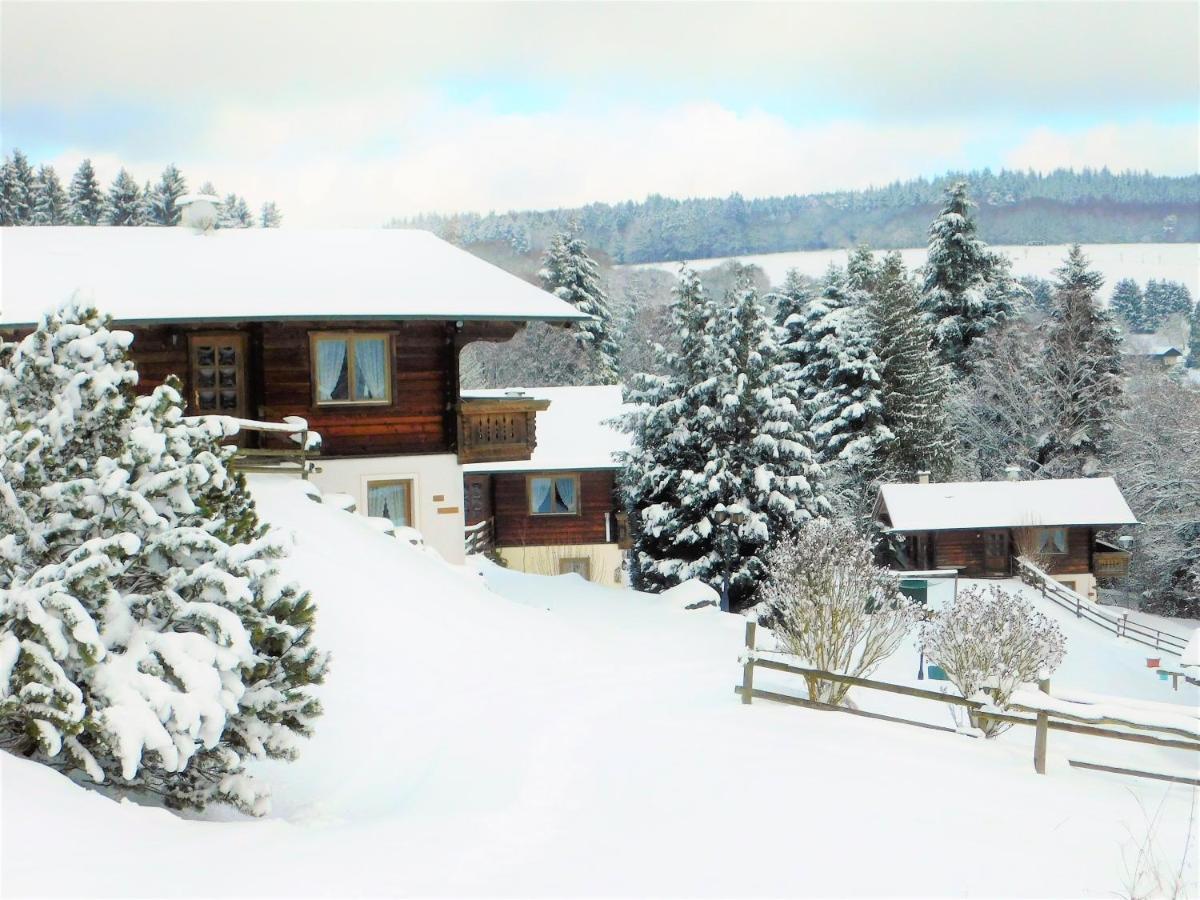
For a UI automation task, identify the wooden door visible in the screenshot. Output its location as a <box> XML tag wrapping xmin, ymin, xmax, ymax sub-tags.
<box><xmin>983</xmin><ymin>530</ymin><xmax>1010</xmax><ymax>576</ymax></box>
<box><xmin>188</xmin><ymin>333</ymin><xmax>248</xmax><ymax>419</ymax></box>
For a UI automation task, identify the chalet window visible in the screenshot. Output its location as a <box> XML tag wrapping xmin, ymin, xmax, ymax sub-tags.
<box><xmin>311</xmin><ymin>333</ymin><xmax>391</xmax><ymax>405</ymax></box>
<box><xmin>1036</xmin><ymin>527</ymin><xmax>1068</xmax><ymax>555</ymax></box>
<box><xmin>559</xmin><ymin>557</ymin><xmax>591</xmax><ymax>580</ymax></box>
<box><xmin>188</xmin><ymin>333</ymin><xmax>247</xmax><ymax>417</ymax></box>
<box><xmin>528</xmin><ymin>475</ymin><xmax>579</xmax><ymax>516</ymax></box>
<box><xmin>366</xmin><ymin>478</ymin><xmax>414</xmax><ymax>528</ymax></box>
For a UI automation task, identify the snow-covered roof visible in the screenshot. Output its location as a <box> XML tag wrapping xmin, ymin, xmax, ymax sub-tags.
<box><xmin>177</xmin><ymin>193</ymin><xmax>220</xmax><ymax>206</ymax></box>
<box><xmin>462</xmin><ymin>385</ymin><xmax>630</xmax><ymax>473</ymax></box>
<box><xmin>878</xmin><ymin>477</ymin><xmax>1138</xmax><ymax>532</ymax></box>
<box><xmin>0</xmin><ymin>226</ymin><xmax>589</xmax><ymax>327</ymax></box>
<box><xmin>1121</xmin><ymin>334</ymin><xmax>1185</xmax><ymax>357</ymax></box>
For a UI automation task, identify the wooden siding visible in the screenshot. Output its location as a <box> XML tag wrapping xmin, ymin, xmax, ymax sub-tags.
<box><xmin>491</xmin><ymin>470</ymin><xmax>618</xmax><ymax>547</ymax></box>
<box><xmin>903</xmin><ymin>526</ymin><xmax>1095</xmax><ymax>578</ymax></box>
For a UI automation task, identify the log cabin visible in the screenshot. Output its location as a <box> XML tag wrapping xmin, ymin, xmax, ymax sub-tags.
<box><xmin>0</xmin><ymin>210</ymin><xmax>587</xmax><ymax>562</ymax></box>
<box><xmin>875</xmin><ymin>473</ymin><xmax>1138</xmax><ymax>600</ymax></box>
<box><xmin>462</xmin><ymin>385</ymin><xmax>630</xmax><ymax>585</ymax></box>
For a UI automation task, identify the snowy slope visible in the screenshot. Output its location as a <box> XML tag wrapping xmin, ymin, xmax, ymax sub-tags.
<box><xmin>2</xmin><ymin>480</ymin><xmax>1196</xmax><ymax>898</ymax></box>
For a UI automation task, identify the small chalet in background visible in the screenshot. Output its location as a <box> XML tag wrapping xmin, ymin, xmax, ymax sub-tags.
<box><xmin>463</xmin><ymin>385</ymin><xmax>630</xmax><ymax>585</ymax></box>
<box><xmin>1121</xmin><ymin>334</ymin><xmax>1186</xmax><ymax>369</ymax></box>
<box><xmin>876</xmin><ymin>472</ymin><xmax>1138</xmax><ymax>600</ymax></box>
<box><xmin>0</xmin><ymin>220</ymin><xmax>587</xmax><ymax>562</ymax></box>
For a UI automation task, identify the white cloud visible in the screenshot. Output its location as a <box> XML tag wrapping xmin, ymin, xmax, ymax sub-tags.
<box><xmin>1004</xmin><ymin>122</ymin><xmax>1200</xmax><ymax>176</ymax></box>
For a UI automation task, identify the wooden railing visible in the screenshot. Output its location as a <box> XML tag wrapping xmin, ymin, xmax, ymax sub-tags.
<box><xmin>737</xmin><ymin>621</ymin><xmax>1200</xmax><ymax>785</ymax></box>
<box><xmin>465</xmin><ymin>517</ymin><xmax>495</xmax><ymax>555</ymax></box>
<box><xmin>1017</xmin><ymin>558</ymin><xmax>1188</xmax><ymax>656</ymax></box>
<box><xmin>457</xmin><ymin>396</ymin><xmax>550</xmax><ymax>465</ymax></box>
<box><xmin>187</xmin><ymin>415</ymin><xmax>321</xmax><ymax>480</ymax></box>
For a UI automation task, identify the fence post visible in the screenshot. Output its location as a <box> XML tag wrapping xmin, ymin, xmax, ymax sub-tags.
<box><xmin>1154</xmin><ymin>631</ymin><xmax>1161</xmax><ymax>651</ymax></box>
<box><xmin>1033</xmin><ymin>677</ymin><xmax>1050</xmax><ymax>775</ymax></box>
<box><xmin>742</xmin><ymin>620</ymin><xmax>756</xmax><ymax>705</ymax></box>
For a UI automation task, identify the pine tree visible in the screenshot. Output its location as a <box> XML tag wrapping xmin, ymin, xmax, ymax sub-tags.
<box><xmin>773</xmin><ymin>268</ymin><xmax>814</xmax><ymax>377</ymax></box>
<box><xmin>845</xmin><ymin>243</ymin><xmax>879</xmax><ymax>296</ymax></box>
<box><xmin>922</xmin><ymin>181</ymin><xmax>1016</xmax><ymax>373</ymax></box>
<box><xmin>800</xmin><ymin>266</ymin><xmax>892</xmax><ymax>468</ymax></box>
<box><xmin>867</xmin><ymin>252</ymin><xmax>955</xmax><ymax>480</ymax></box>
<box><xmin>219</xmin><ymin>193</ymin><xmax>254</xmax><ymax>228</ymax></box>
<box><xmin>1187</xmin><ymin>299</ymin><xmax>1200</xmax><ymax>368</ymax></box>
<box><xmin>1042</xmin><ymin>244</ymin><xmax>1123</xmax><ymax>477</ymax></box>
<box><xmin>0</xmin><ymin>302</ymin><xmax>327</xmax><ymax>814</ymax></box>
<box><xmin>104</xmin><ymin>168</ymin><xmax>143</xmax><ymax>225</ymax></box>
<box><xmin>538</xmin><ymin>229</ymin><xmax>619</xmax><ymax>384</ymax></box>
<box><xmin>68</xmin><ymin>159</ymin><xmax>104</xmax><ymax>225</ymax></box>
<box><xmin>259</xmin><ymin>201</ymin><xmax>282</xmax><ymax>228</ymax></box>
<box><xmin>30</xmin><ymin>165</ymin><xmax>68</xmax><ymax>225</ymax></box>
<box><xmin>1110</xmin><ymin>278</ymin><xmax>1145</xmax><ymax>331</ymax></box>
<box><xmin>146</xmin><ymin>164</ymin><xmax>188</xmax><ymax>226</ymax></box>
<box><xmin>1</xmin><ymin>150</ymin><xmax>35</xmax><ymax>225</ymax></box>
<box><xmin>1142</xmin><ymin>280</ymin><xmax>1168</xmax><ymax>332</ymax></box>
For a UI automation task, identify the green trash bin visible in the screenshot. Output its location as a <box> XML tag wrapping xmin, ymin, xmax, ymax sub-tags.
<box><xmin>900</xmin><ymin>578</ymin><xmax>928</xmax><ymax>606</ymax></box>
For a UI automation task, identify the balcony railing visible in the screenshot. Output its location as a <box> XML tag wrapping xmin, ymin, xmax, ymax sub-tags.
<box><xmin>457</xmin><ymin>395</ymin><xmax>550</xmax><ymax>465</ymax></box>
<box><xmin>186</xmin><ymin>415</ymin><xmax>322</xmax><ymax>480</ymax></box>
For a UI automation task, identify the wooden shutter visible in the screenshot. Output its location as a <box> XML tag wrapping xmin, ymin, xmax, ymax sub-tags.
<box><xmin>188</xmin><ymin>333</ymin><xmax>248</xmax><ymax>419</ymax></box>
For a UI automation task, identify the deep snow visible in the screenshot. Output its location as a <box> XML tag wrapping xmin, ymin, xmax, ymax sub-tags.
<box><xmin>2</xmin><ymin>476</ymin><xmax>1196</xmax><ymax>898</ymax></box>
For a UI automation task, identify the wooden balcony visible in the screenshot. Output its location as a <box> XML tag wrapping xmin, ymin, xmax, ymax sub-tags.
<box><xmin>457</xmin><ymin>395</ymin><xmax>550</xmax><ymax>465</ymax></box>
<box><xmin>1093</xmin><ymin>550</ymin><xmax>1131</xmax><ymax>578</ymax></box>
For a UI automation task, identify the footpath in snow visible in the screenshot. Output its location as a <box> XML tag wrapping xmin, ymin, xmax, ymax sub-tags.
<box><xmin>2</xmin><ymin>477</ymin><xmax>1196</xmax><ymax>898</ymax></box>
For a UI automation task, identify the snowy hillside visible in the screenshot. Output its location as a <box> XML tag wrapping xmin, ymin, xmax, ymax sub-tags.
<box><xmin>3</xmin><ymin>477</ymin><xmax>1196</xmax><ymax>898</ymax></box>
<box><xmin>630</xmin><ymin>243</ymin><xmax>1200</xmax><ymax>298</ymax></box>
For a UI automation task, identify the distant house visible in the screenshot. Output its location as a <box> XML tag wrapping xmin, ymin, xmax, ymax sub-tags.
<box><xmin>875</xmin><ymin>474</ymin><xmax>1138</xmax><ymax>600</ymax></box>
<box><xmin>0</xmin><ymin>218</ymin><xmax>587</xmax><ymax>562</ymax></box>
<box><xmin>1121</xmin><ymin>335</ymin><xmax>1186</xmax><ymax>368</ymax></box>
<box><xmin>462</xmin><ymin>385</ymin><xmax>629</xmax><ymax>585</ymax></box>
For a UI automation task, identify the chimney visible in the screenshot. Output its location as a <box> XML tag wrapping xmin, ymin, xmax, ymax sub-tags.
<box><xmin>1005</xmin><ymin>465</ymin><xmax>1021</xmax><ymax>481</ymax></box>
<box><xmin>177</xmin><ymin>193</ymin><xmax>220</xmax><ymax>231</ymax></box>
<box><xmin>916</xmin><ymin>470</ymin><xmax>930</xmax><ymax>485</ymax></box>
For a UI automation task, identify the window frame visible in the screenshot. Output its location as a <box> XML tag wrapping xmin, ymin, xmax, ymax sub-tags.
<box><xmin>309</xmin><ymin>331</ymin><xmax>393</xmax><ymax>407</ymax></box>
<box><xmin>526</xmin><ymin>473</ymin><xmax>582</xmax><ymax>517</ymax></box>
<box><xmin>188</xmin><ymin>332</ymin><xmax>248</xmax><ymax>418</ymax></box>
<box><xmin>558</xmin><ymin>557</ymin><xmax>592</xmax><ymax>580</ymax></box>
<box><xmin>1036</xmin><ymin>526</ymin><xmax>1069</xmax><ymax>556</ymax></box>
<box><xmin>362</xmin><ymin>475</ymin><xmax>417</xmax><ymax>530</ymax></box>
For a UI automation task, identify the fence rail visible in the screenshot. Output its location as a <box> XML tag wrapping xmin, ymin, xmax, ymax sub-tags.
<box><xmin>465</xmin><ymin>517</ymin><xmax>495</xmax><ymax>555</ymax></box>
<box><xmin>185</xmin><ymin>415</ymin><xmax>321</xmax><ymax>480</ymax></box>
<box><xmin>738</xmin><ymin>621</ymin><xmax>1200</xmax><ymax>785</ymax></box>
<box><xmin>1016</xmin><ymin>558</ymin><xmax>1188</xmax><ymax>656</ymax></box>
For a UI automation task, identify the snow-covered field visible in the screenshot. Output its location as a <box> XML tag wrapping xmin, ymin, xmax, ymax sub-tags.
<box><xmin>3</xmin><ymin>476</ymin><xmax>1197</xmax><ymax>898</ymax></box>
<box><xmin>630</xmin><ymin>243</ymin><xmax>1200</xmax><ymax>297</ymax></box>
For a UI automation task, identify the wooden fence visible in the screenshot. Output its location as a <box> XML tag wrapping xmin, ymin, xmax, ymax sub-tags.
<box><xmin>465</xmin><ymin>517</ymin><xmax>495</xmax><ymax>555</ymax></box>
<box><xmin>737</xmin><ymin>621</ymin><xmax>1200</xmax><ymax>786</ymax></box>
<box><xmin>1017</xmin><ymin>558</ymin><xmax>1189</xmax><ymax>657</ymax></box>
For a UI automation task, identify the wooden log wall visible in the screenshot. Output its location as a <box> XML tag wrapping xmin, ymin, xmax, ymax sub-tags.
<box><xmin>928</xmin><ymin>526</ymin><xmax>1093</xmax><ymax>577</ymax></box>
<box><xmin>491</xmin><ymin>470</ymin><xmax>618</xmax><ymax>547</ymax></box>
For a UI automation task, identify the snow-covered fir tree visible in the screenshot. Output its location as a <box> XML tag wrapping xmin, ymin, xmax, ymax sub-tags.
<box><xmin>1</xmin><ymin>150</ymin><xmax>36</xmax><ymax>225</ymax></box>
<box><xmin>104</xmin><ymin>168</ymin><xmax>143</xmax><ymax>225</ymax></box>
<box><xmin>0</xmin><ymin>303</ymin><xmax>327</xmax><ymax>813</ymax></box>
<box><xmin>30</xmin><ymin>165</ymin><xmax>69</xmax><ymax>225</ymax></box>
<box><xmin>1041</xmin><ymin>244</ymin><xmax>1123</xmax><ymax>477</ymax></box>
<box><xmin>1141</xmin><ymin>280</ymin><xmax>1194</xmax><ymax>333</ymax></box>
<box><xmin>1109</xmin><ymin>278</ymin><xmax>1144</xmax><ymax>332</ymax></box>
<box><xmin>145</xmin><ymin>164</ymin><xmax>188</xmax><ymax>226</ymax></box>
<box><xmin>922</xmin><ymin>181</ymin><xmax>1018</xmax><ymax>373</ymax></box>
<box><xmin>218</xmin><ymin>194</ymin><xmax>254</xmax><ymax>229</ymax></box>
<box><xmin>772</xmin><ymin>268</ymin><xmax>815</xmax><ymax>381</ymax></box>
<box><xmin>620</xmin><ymin>267</ymin><xmax>722</xmax><ymax>594</ymax></box>
<box><xmin>845</xmin><ymin>243</ymin><xmax>879</xmax><ymax>295</ymax></box>
<box><xmin>260</xmin><ymin>201</ymin><xmax>282</xmax><ymax>228</ymax></box>
<box><xmin>1188</xmin><ymin>300</ymin><xmax>1200</xmax><ymax>368</ymax></box>
<box><xmin>866</xmin><ymin>252</ymin><xmax>955</xmax><ymax>480</ymax></box>
<box><xmin>68</xmin><ymin>159</ymin><xmax>105</xmax><ymax>225</ymax></box>
<box><xmin>801</xmin><ymin>266</ymin><xmax>892</xmax><ymax>468</ymax></box>
<box><xmin>539</xmin><ymin>229</ymin><xmax>619</xmax><ymax>384</ymax></box>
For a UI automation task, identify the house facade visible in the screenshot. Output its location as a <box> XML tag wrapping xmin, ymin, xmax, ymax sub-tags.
<box><xmin>463</xmin><ymin>385</ymin><xmax>630</xmax><ymax>585</ymax></box>
<box><xmin>875</xmin><ymin>475</ymin><xmax>1138</xmax><ymax>599</ymax></box>
<box><xmin>0</xmin><ymin>224</ymin><xmax>586</xmax><ymax>562</ymax></box>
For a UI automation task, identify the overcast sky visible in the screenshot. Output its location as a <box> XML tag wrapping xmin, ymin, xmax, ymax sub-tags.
<box><xmin>2</xmin><ymin>1</ymin><xmax>1197</xmax><ymax>226</ymax></box>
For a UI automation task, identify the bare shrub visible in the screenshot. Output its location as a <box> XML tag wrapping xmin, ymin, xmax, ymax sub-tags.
<box><xmin>919</xmin><ymin>584</ymin><xmax>1066</xmax><ymax>736</ymax></box>
<box><xmin>763</xmin><ymin>519</ymin><xmax>917</xmax><ymax>705</ymax></box>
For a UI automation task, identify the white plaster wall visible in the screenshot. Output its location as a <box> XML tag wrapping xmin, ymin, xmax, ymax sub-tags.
<box><xmin>498</xmin><ymin>543</ymin><xmax>627</xmax><ymax>587</ymax></box>
<box><xmin>312</xmin><ymin>454</ymin><xmax>466</xmax><ymax>564</ymax></box>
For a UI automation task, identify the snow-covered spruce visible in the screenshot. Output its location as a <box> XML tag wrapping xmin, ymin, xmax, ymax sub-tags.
<box><xmin>762</xmin><ymin>519</ymin><xmax>915</xmax><ymax>705</ymax></box>
<box><xmin>0</xmin><ymin>302</ymin><xmax>327</xmax><ymax>814</ymax></box>
<box><xmin>539</xmin><ymin>228</ymin><xmax>619</xmax><ymax>384</ymax></box>
<box><xmin>919</xmin><ymin>584</ymin><xmax>1065</xmax><ymax>737</ymax></box>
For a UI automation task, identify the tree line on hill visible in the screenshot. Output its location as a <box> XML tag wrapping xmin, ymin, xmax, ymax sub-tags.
<box><xmin>393</xmin><ymin>168</ymin><xmax>1200</xmax><ymax>263</ymax></box>
<box><xmin>515</xmin><ymin>184</ymin><xmax>1198</xmax><ymax>617</ymax></box>
<box><xmin>0</xmin><ymin>148</ymin><xmax>282</xmax><ymax>228</ymax></box>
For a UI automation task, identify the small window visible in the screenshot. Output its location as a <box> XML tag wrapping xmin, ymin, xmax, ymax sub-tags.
<box><xmin>312</xmin><ymin>333</ymin><xmax>391</xmax><ymax>405</ymax></box>
<box><xmin>1036</xmin><ymin>527</ymin><xmax>1068</xmax><ymax>555</ymax></box>
<box><xmin>367</xmin><ymin>479</ymin><xmax>413</xmax><ymax>528</ymax></box>
<box><xmin>559</xmin><ymin>557</ymin><xmax>591</xmax><ymax>580</ymax></box>
<box><xmin>529</xmin><ymin>475</ymin><xmax>579</xmax><ymax>516</ymax></box>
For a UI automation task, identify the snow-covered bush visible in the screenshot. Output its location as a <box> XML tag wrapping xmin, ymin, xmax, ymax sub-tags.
<box><xmin>0</xmin><ymin>301</ymin><xmax>328</xmax><ymax>814</ymax></box>
<box><xmin>919</xmin><ymin>585</ymin><xmax>1065</xmax><ymax>737</ymax></box>
<box><xmin>762</xmin><ymin>520</ymin><xmax>916</xmax><ymax>705</ymax></box>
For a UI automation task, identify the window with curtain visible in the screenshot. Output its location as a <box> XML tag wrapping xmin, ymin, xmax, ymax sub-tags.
<box><xmin>1036</xmin><ymin>527</ymin><xmax>1068</xmax><ymax>555</ymax></box>
<box><xmin>529</xmin><ymin>475</ymin><xmax>580</xmax><ymax>515</ymax></box>
<box><xmin>367</xmin><ymin>479</ymin><xmax>412</xmax><ymax>527</ymax></box>
<box><xmin>312</xmin><ymin>333</ymin><xmax>391</xmax><ymax>404</ymax></box>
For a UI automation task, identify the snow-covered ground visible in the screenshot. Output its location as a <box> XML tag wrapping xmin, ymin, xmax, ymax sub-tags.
<box><xmin>3</xmin><ymin>477</ymin><xmax>1197</xmax><ymax>898</ymax></box>
<box><xmin>629</xmin><ymin>243</ymin><xmax>1200</xmax><ymax>297</ymax></box>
